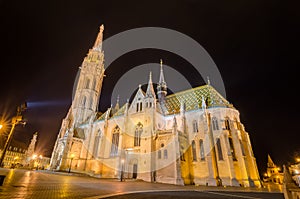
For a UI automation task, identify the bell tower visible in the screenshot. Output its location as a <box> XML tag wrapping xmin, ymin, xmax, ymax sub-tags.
<box><xmin>72</xmin><ymin>25</ymin><xmax>105</xmax><ymax>125</ymax></box>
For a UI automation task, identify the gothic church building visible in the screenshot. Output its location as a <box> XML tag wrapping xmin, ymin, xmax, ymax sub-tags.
<box><xmin>50</xmin><ymin>25</ymin><xmax>261</xmax><ymax>187</ymax></box>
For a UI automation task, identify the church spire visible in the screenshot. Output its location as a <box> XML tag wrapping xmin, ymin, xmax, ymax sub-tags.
<box><xmin>93</xmin><ymin>24</ymin><xmax>104</xmax><ymax>51</ymax></box>
<box><xmin>114</xmin><ymin>95</ymin><xmax>120</xmax><ymax>112</ymax></box>
<box><xmin>146</xmin><ymin>71</ymin><xmax>155</xmax><ymax>98</ymax></box>
<box><xmin>267</xmin><ymin>154</ymin><xmax>275</xmax><ymax>168</ymax></box>
<box><xmin>157</xmin><ymin>59</ymin><xmax>167</xmax><ymax>103</ymax></box>
<box><xmin>27</xmin><ymin>132</ymin><xmax>38</xmax><ymax>158</ymax></box>
<box><xmin>159</xmin><ymin>59</ymin><xmax>166</xmax><ymax>85</ymax></box>
<box><xmin>207</xmin><ymin>76</ymin><xmax>211</xmax><ymax>85</ymax></box>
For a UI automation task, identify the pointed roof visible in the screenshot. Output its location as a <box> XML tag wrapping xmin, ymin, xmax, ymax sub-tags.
<box><xmin>112</xmin><ymin>103</ymin><xmax>127</xmax><ymax>117</ymax></box>
<box><xmin>159</xmin><ymin>59</ymin><xmax>166</xmax><ymax>84</ymax></box>
<box><xmin>146</xmin><ymin>71</ymin><xmax>155</xmax><ymax>98</ymax></box>
<box><xmin>267</xmin><ymin>154</ymin><xmax>276</xmax><ymax>168</ymax></box>
<box><xmin>93</xmin><ymin>24</ymin><xmax>104</xmax><ymax>51</ymax></box>
<box><xmin>114</xmin><ymin>95</ymin><xmax>120</xmax><ymax>110</ymax></box>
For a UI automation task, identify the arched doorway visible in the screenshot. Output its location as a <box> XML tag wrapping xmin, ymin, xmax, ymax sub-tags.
<box><xmin>133</xmin><ymin>164</ymin><xmax>138</xmax><ymax>179</ymax></box>
<box><xmin>129</xmin><ymin>159</ymin><xmax>138</xmax><ymax>179</ymax></box>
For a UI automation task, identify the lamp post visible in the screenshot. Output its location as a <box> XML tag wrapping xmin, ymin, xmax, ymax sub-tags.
<box><xmin>0</xmin><ymin>103</ymin><xmax>27</xmax><ymax>167</ymax></box>
<box><xmin>68</xmin><ymin>154</ymin><xmax>75</xmax><ymax>173</ymax></box>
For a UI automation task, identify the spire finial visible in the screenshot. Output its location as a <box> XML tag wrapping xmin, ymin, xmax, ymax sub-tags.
<box><xmin>149</xmin><ymin>71</ymin><xmax>152</xmax><ymax>82</ymax></box>
<box><xmin>146</xmin><ymin>71</ymin><xmax>155</xmax><ymax>97</ymax></box>
<box><xmin>207</xmin><ymin>76</ymin><xmax>211</xmax><ymax>85</ymax></box>
<box><xmin>201</xmin><ymin>96</ymin><xmax>207</xmax><ymax>110</ymax></box>
<box><xmin>116</xmin><ymin>95</ymin><xmax>120</xmax><ymax>104</ymax></box>
<box><xmin>114</xmin><ymin>95</ymin><xmax>120</xmax><ymax>111</ymax></box>
<box><xmin>159</xmin><ymin>59</ymin><xmax>166</xmax><ymax>84</ymax></box>
<box><xmin>93</xmin><ymin>24</ymin><xmax>104</xmax><ymax>50</ymax></box>
<box><xmin>100</xmin><ymin>24</ymin><xmax>104</xmax><ymax>31</ymax></box>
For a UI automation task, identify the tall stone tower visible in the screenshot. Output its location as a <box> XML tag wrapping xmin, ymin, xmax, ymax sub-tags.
<box><xmin>50</xmin><ymin>25</ymin><xmax>105</xmax><ymax>170</ymax></box>
<box><xmin>72</xmin><ymin>24</ymin><xmax>105</xmax><ymax>125</ymax></box>
<box><xmin>24</xmin><ymin>132</ymin><xmax>38</xmax><ymax>166</ymax></box>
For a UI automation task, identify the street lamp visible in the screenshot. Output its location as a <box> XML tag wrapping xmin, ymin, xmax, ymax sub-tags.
<box><xmin>0</xmin><ymin>103</ymin><xmax>27</xmax><ymax>167</ymax></box>
<box><xmin>68</xmin><ymin>154</ymin><xmax>75</xmax><ymax>173</ymax></box>
<box><xmin>0</xmin><ymin>124</ymin><xmax>2</xmax><ymax>129</ymax></box>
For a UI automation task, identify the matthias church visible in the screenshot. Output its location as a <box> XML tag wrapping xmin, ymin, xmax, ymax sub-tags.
<box><xmin>50</xmin><ymin>25</ymin><xmax>261</xmax><ymax>187</ymax></box>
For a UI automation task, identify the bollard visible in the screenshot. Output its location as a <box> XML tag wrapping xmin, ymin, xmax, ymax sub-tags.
<box><xmin>0</xmin><ymin>175</ymin><xmax>6</xmax><ymax>186</ymax></box>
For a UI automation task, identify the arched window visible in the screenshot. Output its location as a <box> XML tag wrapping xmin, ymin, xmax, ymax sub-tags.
<box><xmin>225</xmin><ymin>118</ymin><xmax>230</xmax><ymax>130</ymax></box>
<box><xmin>81</xmin><ymin>96</ymin><xmax>87</xmax><ymax>106</ymax></box>
<box><xmin>192</xmin><ymin>140</ymin><xmax>197</xmax><ymax>161</ymax></box>
<box><xmin>228</xmin><ymin>137</ymin><xmax>237</xmax><ymax>161</ymax></box>
<box><xmin>240</xmin><ymin>140</ymin><xmax>245</xmax><ymax>156</ymax></box>
<box><xmin>164</xmin><ymin>149</ymin><xmax>168</xmax><ymax>159</ymax></box>
<box><xmin>140</xmin><ymin>102</ymin><xmax>143</xmax><ymax>111</ymax></box>
<box><xmin>93</xmin><ymin>129</ymin><xmax>102</xmax><ymax>158</ymax></box>
<box><xmin>134</xmin><ymin>122</ymin><xmax>143</xmax><ymax>146</ymax></box>
<box><xmin>92</xmin><ymin>79</ymin><xmax>96</xmax><ymax>90</ymax></box>
<box><xmin>212</xmin><ymin>117</ymin><xmax>219</xmax><ymax>130</ymax></box>
<box><xmin>216</xmin><ymin>138</ymin><xmax>224</xmax><ymax>161</ymax></box>
<box><xmin>192</xmin><ymin>120</ymin><xmax>198</xmax><ymax>133</ymax></box>
<box><xmin>110</xmin><ymin>126</ymin><xmax>120</xmax><ymax>157</ymax></box>
<box><xmin>199</xmin><ymin>139</ymin><xmax>205</xmax><ymax>161</ymax></box>
<box><xmin>85</xmin><ymin>78</ymin><xmax>91</xmax><ymax>89</ymax></box>
<box><xmin>180</xmin><ymin>146</ymin><xmax>185</xmax><ymax>161</ymax></box>
<box><xmin>158</xmin><ymin>150</ymin><xmax>161</xmax><ymax>159</ymax></box>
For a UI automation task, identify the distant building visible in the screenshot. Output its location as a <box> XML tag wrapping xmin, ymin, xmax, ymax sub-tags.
<box><xmin>263</xmin><ymin>154</ymin><xmax>283</xmax><ymax>184</ymax></box>
<box><xmin>0</xmin><ymin>139</ymin><xmax>27</xmax><ymax>168</ymax></box>
<box><xmin>50</xmin><ymin>25</ymin><xmax>261</xmax><ymax>187</ymax></box>
<box><xmin>289</xmin><ymin>161</ymin><xmax>300</xmax><ymax>187</ymax></box>
<box><xmin>0</xmin><ymin>132</ymin><xmax>50</xmax><ymax>169</ymax></box>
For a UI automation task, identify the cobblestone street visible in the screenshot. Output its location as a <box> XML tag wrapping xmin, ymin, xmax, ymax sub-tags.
<box><xmin>0</xmin><ymin>168</ymin><xmax>284</xmax><ymax>199</ymax></box>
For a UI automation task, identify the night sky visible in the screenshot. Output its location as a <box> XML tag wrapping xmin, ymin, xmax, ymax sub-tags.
<box><xmin>0</xmin><ymin>0</ymin><xmax>299</xmax><ymax>174</ymax></box>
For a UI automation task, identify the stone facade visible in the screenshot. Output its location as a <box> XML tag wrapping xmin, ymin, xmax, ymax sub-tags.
<box><xmin>50</xmin><ymin>25</ymin><xmax>261</xmax><ymax>187</ymax></box>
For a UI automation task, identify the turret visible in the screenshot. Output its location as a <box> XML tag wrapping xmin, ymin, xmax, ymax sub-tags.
<box><xmin>145</xmin><ymin>71</ymin><xmax>156</xmax><ymax>110</ymax></box>
<box><xmin>146</xmin><ymin>71</ymin><xmax>156</xmax><ymax>98</ymax></box>
<box><xmin>157</xmin><ymin>59</ymin><xmax>167</xmax><ymax>103</ymax></box>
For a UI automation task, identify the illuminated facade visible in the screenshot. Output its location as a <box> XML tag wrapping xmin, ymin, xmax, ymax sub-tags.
<box><xmin>0</xmin><ymin>144</ymin><xmax>27</xmax><ymax>168</ymax></box>
<box><xmin>263</xmin><ymin>155</ymin><xmax>283</xmax><ymax>184</ymax></box>
<box><xmin>0</xmin><ymin>133</ymin><xmax>43</xmax><ymax>168</ymax></box>
<box><xmin>50</xmin><ymin>25</ymin><xmax>261</xmax><ymax>187</ymax></box>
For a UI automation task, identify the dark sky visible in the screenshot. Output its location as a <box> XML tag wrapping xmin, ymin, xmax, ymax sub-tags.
<box><xmin>0</xmin><ymin>0</ymin><xmax>299</xmax><ymax>174</ymax></box>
